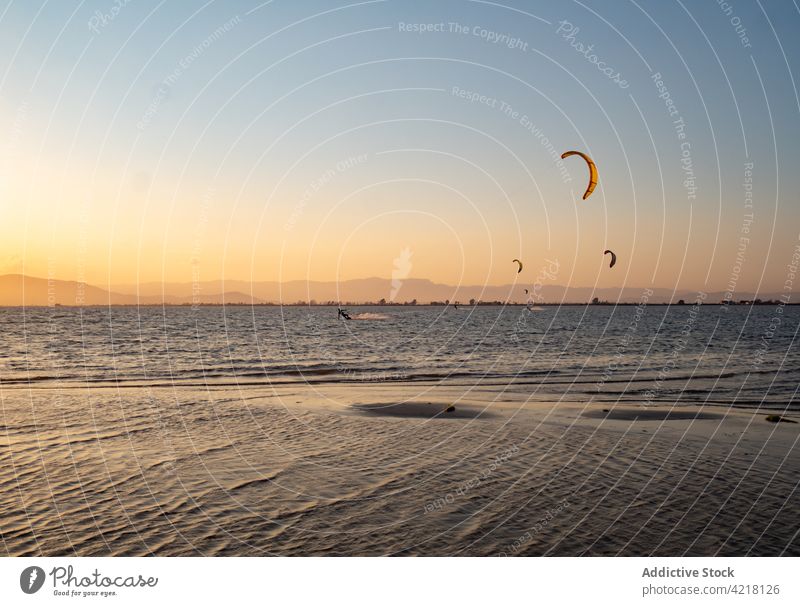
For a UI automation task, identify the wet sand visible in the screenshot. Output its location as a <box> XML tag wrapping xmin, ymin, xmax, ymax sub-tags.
<box><xmin>352</xmin><ymin>402</ymin><xmax>492</xmax><ymax>419</ymax></box>
<box><xmin>1</xmin><ymin>383</ymin><xmax>798</xmax><ymax>556</ymax></box>
<box><xmin>582</xmin><ymin>408</ymin><xmax>723</xmax><ymax>421</ymax></box>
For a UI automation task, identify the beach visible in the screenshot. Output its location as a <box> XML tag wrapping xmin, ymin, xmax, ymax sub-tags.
<box><xmin>2</xmin><ymin>4</ymin><xmax>799</xmax><ymax>601</ymax></box>
<box><xmin>1</xmin><ymin>379</ymin><xmax>797</xmax><ymax>556</ymax></box>
<box><xmin>1</xmin><ymin>305</ymin><xmax>798</xmax><ymax>556</ymax></box>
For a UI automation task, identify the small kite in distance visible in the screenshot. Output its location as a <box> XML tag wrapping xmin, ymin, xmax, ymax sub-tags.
<box><xmin>561</xmin><ymin>150</ymin><xmax>598</xmax><ymax>200</ymax></box>
<box><xmin>604</xmin><ymin>250</ymin><xmax>617</xmax><ymax>268</ymax></box>
<box><xmin>512</xmin><ymin>259</ymin><xmax>523</xmax><ymax>273</ymax></box>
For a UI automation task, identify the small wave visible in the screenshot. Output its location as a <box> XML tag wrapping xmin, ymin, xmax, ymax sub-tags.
<box><xmin>350</xmin><ymin>312</ymin><xmax>390</xmax><ymax>320</ymax></box>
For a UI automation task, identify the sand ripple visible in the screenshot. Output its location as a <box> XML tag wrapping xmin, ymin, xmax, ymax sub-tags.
<box><xmin>1</xmin><ymin>388</ymin><xmax>797</xmax><ymax>556</ymax></box>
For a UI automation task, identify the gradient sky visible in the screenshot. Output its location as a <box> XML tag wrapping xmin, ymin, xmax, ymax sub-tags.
<box><xmin>1</xmin><ymin>0</ymin><xmax>799</xmax><ymax>294</ymax></box>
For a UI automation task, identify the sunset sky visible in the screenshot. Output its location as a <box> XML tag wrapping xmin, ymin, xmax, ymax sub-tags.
<box><xmin>1</xmin><ymin>0</ymin><xmax>798</xmax><ymax>294</ymax></box>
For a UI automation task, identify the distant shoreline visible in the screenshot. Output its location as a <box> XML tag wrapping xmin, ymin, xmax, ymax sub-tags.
<box><xmin>2</xmin><ymin>302</ymin><xmax>797</xmax><ymax>308</ymax></box>
<box><xmin>3</xmin><ymin>274</ymin><xmax>797</xmax><ymax>307</ymax></box>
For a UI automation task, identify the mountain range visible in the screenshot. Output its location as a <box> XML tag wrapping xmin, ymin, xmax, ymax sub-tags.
<box><xmin>0</xmin><ymin>274</ymin><xmax>794</xmax><ymax>306</ymax></box>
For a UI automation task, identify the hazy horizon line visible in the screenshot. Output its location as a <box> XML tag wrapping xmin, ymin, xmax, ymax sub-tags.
<box><xmin>0</xmin><ymin>272</ymin><xmax>780</xmax><ymax>294</ymax></box>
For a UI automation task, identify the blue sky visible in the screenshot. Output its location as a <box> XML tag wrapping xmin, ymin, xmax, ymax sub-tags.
<box><xmin>0</xmin><ymin>0</ymin><xmax>798</xmax><ymax>293</ymax></box>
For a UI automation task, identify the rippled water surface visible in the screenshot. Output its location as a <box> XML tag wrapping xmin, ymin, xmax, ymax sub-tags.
<box><xmin>2</xmin><ymin>305</ymin><xmax>797</xmax><ymax>407</ymax></box>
